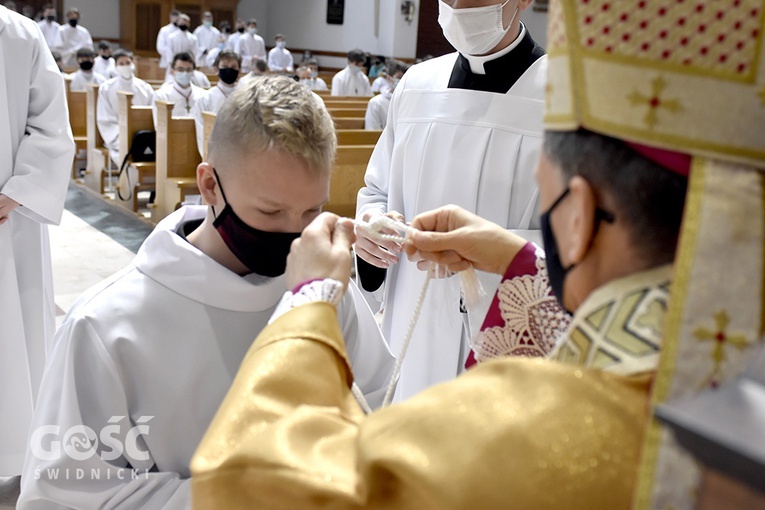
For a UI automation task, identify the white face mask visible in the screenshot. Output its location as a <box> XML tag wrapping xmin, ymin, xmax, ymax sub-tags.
<box><xmin>248</xmin><ymin>27</ymin><xmax>257</xmax><ymax>35</ymax></box>
<box><xmin>438</xmin><ymin>0</ymin><xmax>518</xmax><ymax>56</ymax></box>
<box><xmin>116</xmin><ymin>63</ymin><xmax>134</xmax><ymax>80</ymax></box>
<box><xmin>349</xmin><ymin>64</ymin><xmax>362</xmax><ymax>75</ymax></box>
<box><xmin>276</xmin><ymin>41</ymin><xmax>286</xmax><ymax>49</ymax></box>
<box><xmin>174</xmin><ymin>71</ymin><xmax>192</xmax><ymax>87</ymax></box>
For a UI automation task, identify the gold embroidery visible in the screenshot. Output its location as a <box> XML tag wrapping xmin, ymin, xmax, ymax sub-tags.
<box><xmin>693</xmin><ymin>310</ymin><xmax>750</xmax><ymax>389</ymax></box>
<box><xmin>627</xmin><ymin>76</ymin><xmax>682</xmax><ymax>129</ymax></box>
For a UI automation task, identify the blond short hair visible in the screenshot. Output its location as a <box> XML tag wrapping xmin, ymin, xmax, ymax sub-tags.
<box><xmin>209</xmin><ymin>75</ymin><xmax>336</xmax><ymax>174</ymax></box>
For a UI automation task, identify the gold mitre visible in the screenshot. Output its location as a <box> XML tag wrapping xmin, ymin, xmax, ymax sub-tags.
<box><xmin>545</xmin><ymin>0</ymin><xmax>765</xmax><ymax>170</ymax></box>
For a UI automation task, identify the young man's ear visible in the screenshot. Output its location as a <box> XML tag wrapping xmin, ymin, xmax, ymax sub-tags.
<box><xmin>196</xmin><ymin>163</ymin><xmax>220</xmax><ymax>208</ymax></box>
<box><xmin>562</xmin><ymin>175</ymin><xmax>597</xmax><ymax>266</ymax></box>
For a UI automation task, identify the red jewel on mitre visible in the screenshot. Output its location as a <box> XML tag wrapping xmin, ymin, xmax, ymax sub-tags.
<box><xmin>625</xmin><ymin>141</ymin><xmax>692</xmax><ymax>177</ymax></box>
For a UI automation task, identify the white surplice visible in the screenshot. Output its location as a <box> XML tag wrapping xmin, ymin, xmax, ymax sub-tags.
<box><xmin>0</xmin><ymin>7</ymin><xmax>74</xmax><ymax>476</ymax></box>
<box><xmin>156</xmin><ymin>22</ymin><xmax>179</xmax><ymax>69</ymax></box>
<box><xmin>364</xmin><ymin>89</ymin><xmax>391</xmax><ymax>130</ymax></box>
<box><xmin>18</xmin><ymin>206</ymin><xmax>395</xmax><ymax>509</ymax></box>
<box><xmin>151</xmin><ymin>81</ymin><xmax>204</xmax><ymax>129</ymax></box>
<box><xmin>54</xmin><ymin>23</ymin><xmax>93</xmax><ymax>68</ymax></box>
<box><xmin>191</xmin><ymin>82</ymin><xmax>236</xmax><ymax>157</ymax></box>
<box><xmin>96</xmin><ymin>75</ymin><xmax>154</xmax><ymax>165</ymax></box>
<box><xmin>36</xmin><ymin>19</ymin><xmax>59</xmax><ymax>48</ymax></box>
<box><xmin>356</xmin><ymin>51</ymin><xmax>547</xmax><ymax>401</ymax></box>
<box><xmin>67</xmin><ymin>69</ymin><xmax>106</xmax><ymax>92</ymax></box>
<box><xmin>165</xmin><ymin>31</ymin><xmax>199</xmax><ymax>74</ymax></box>
<box><xmin>192</xmin><ymin>24</ymin><xmax>220</xmax><ymax>60</ymax></box>
<box><xmin>92</xmin><ymin>56</ymin><xmax>116</xmax><ymax>80</ymax></box>
<box><xmin>331</xmin><ymin>66</ymin><xmax>373</xmax><ymax>97</ymax></box>
<box><xmin>234</xmin><ymin>33</ymin><xmax>266</xmax><ymax>74</ymax></box>
<box><xmin>267</xmin><ymin>47</ymin><xmax>294</xmax><ymax>73</ymax></box>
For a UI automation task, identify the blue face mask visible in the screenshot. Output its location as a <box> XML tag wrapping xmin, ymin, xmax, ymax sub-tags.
<box><xmin>212</xmin><ymin>169</ymin><xmax>301</xmax><ymax>277</ymax></box>
<box><xmin>540</xmin><ymin>187</ymin><xmax>615</xmax><ymax>313</ymax></box>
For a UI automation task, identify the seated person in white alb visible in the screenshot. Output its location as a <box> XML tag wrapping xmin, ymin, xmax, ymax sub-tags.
<box><xmin>54</xmin><ymin>7</ymin><xmax>92</xmax><ymax>68</ymax></box>
<box><xmin>18</xmin><ymin>75</ymin><xmax>394</xmax><ymax>510</ymax></box>
<box><xmin>297</xmin><ymin>59</ymin><xmax>328</xmax><ymax>91</ymax></box>
<box><xmin>237</xmin><ymin>59</ymin><xmax>267</xmax><ymax>89</ymax></box>
<box><xmin>152</xmin><ymin>51</ymin><xmax>205</xmax><ymax>129</ymax></box>
<box><xmin>365</xmin><ymin>60</ymin><xmax>408</xmax><ymax>130</ymax></box>
<box><xmin>68</xmin><ymin>47</ymin><xmax>106</xmax><ymax>92</ymax></box>
<box><xmin>92</xmin><ymin>40</ymin><xmax>116</xmax><ymax>79</ymax></box>
<box><xmin>234</xmin><ymin>18</ymin><xmax>266</xmax><ymax>74</ymax></box>
<box><xmin>267</xmin><ymin>33</ymin><xmax>294</xmax><ymax>73</ymax></box>
<box><xmin>96</xmin><ymin>50</ymin><xmax>154</xmax><ymax>166</ymax></box>
<box><xmin>192</xmin><ymin>49</ymin><xmax>241</xmax><ymax>157</ymax></box>
<box><xmin>331</xmin><ymin>48</ymin><xmax>373</xmax><ymax>97</ymax></box>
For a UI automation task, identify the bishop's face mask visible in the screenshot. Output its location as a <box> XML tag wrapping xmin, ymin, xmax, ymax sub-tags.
<box><xmin>438</xmin><ymin>0</ymin><xmax>518</xmax><ymax>56</ymax></box>
<box><xmin>212</xmin><ymin>169</ymin><xmax>301</xmax><ymax>277</ymax></box>
<box><xmin>540</xmin><ymin>187</ymin><xmax>615</xmax><ymax>313</ymax></box>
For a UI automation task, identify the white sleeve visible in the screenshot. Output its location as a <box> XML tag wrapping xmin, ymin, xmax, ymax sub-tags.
<box><xmin>267</xmin><ymin>50</ymin><xmax>279</xmax><ymax>71</ymax></box>
<box><xmin>364</xmin><ymin>99</ymin><xmax>383</xmax><ymax>130</ymax></box>
<box><xmin>96</xmin><ymin>85</ymin><xmax>119</xmax><ymax>149</ymax></box>
<box><xmin>18</xmin><ymin>317</ymin><xmax>191</xmax><ymax>510</ymax></box>
<box><xmin>1</xmin><ymin>28</ymin><xmax>74</xmax><ymax>225</ymax></box>
<box><xmin>156</xmin><ymin>28</ymin><xmax>166</xmax><ymax>56</ymax></box>
<box><xmin>331</xmin><ymin>72</ymin><xmax>343</xmax><ymax>96</ymax></box>
<box><xmin>335</xmin><ymin>282</ymin><xmax>395</xmax><ymax>410</ymax></box>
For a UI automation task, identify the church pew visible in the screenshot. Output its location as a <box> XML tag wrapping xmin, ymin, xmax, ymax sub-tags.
<box><xmin>336</xmin><ymin>129</ymin><xmax>382</xmax><ymax>146</ymax></box>
<box><xmin>202</xmin><ymin>111</ymin><xmax>217</xmax><ymax>162</ymax></box>
<box><xmin>327</xmin><ymin>108</ymin><xmax>366</xmax><ymax>118</ymax></box>
<box><xmin>65</xmin><ymin>79</ymin><xmax>88</xmax><ymax>179</ymax></box>
<box><xmin>115</xmin><ymin>90</ymin><xmax>156</xmax><ymax>213</ymax></box>
<box><xmin>333</xmin><ymin>117</ymin><xmax>365</xmax><ymax>130</ymax></box>
<box><xmin>83</xmin><ymin>83</ymin><xmax>110</xmax><ymax>195</ymax></box>
<box><xmin>135</xmin><ymin>56</ymin><xmax>164</xmax><ymax>81</ymax></box>
<box><xmin>322</xmin><ymin>100</ymin><xmax>370</xmax><ymax>110</ymax></box>
<box><xmin>324</xmin><ymin>145</ymin><xmax>376</xmax><ymax>218</ymax></box>
<box><xmin>151</xmin><ymin>100</ymin><xmax>202</xmax><ymax>224</ymax></box>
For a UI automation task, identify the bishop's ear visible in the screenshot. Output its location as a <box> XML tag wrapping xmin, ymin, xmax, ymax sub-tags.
<box><xmin>196</xmin><ymin>163</ymin><xmax>220</xmax><ymax>207</ymax></box>
<box><xmin>563</xmin><ymin>175</ymin><xmax>598</xmax><ymax>266</ymax></box>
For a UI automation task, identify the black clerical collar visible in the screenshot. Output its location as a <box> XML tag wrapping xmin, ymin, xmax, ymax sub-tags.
<box><xmin>447</xmin><ymin>26</ymin><xmax>545</xmax><ymax>95</ymax></box>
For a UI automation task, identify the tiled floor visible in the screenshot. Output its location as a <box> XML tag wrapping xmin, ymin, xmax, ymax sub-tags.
<box><xmin>0</xmin><ymin>184</ymin><xmax>153</xmax><ymax>509</ymax></box>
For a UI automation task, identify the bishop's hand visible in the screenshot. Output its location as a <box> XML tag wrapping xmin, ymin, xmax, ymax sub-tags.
<box><xmin>405</xmin><ymin>205</ymin><xmax>527</xmax><ymax>276</ymax></box>
<box><xmin>354</xmin><ymin>210</ymin><xmax>406</xmax><ymax>268</ymax></box>
<box><xmin>286</xmin><ymin>212</ymin><xmax>355</xmax><ymax>293</ymax></box>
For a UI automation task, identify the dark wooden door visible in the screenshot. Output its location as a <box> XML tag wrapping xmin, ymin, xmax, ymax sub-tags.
<box><xmin>416</xmin><ymin>0</ymin><xmax>454</xmax><ymax>59</ymax></box>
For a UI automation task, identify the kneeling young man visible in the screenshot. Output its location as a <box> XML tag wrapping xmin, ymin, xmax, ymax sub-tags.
<box><xmin>18</xmin><ymin>75</ymin><xmax>394</xmax><ymax>510</ymax></box>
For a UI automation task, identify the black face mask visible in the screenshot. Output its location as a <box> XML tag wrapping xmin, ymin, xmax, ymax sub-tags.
<box><xmin>172</xmin><ymin>21</ymin><xmax>178</xmax><ymax>27</ymax></box>
<box><xmin>68</xmin><ymin>18</ymin><xmax>78</xmax><ymax>27</ymax></box>
<box><xmin>179</xmin><ymin>24</ymin><xmax>188</xmax><ymax>31</ymax></box>
<box><xmin>218</xmin><ymin>67</ymin><xmax>239</xmax><ymax>85</ymax></box>
<box><xmin>79</xmin><ymin>60</ymin><xmax>94</xmax><ymax>71</ymax></box>
<box><xmin>212</xmin><ymin>169</ymin><xmax>301</xmax><ymax>277</ymax></box>
<box><xmin>237</xmin><ymin>27</ymin><xmax>245</xmax><ymax>33</ymax></box>
<box><xmin>540</xmin><ymin>187</ymin><xmax>615</xmax><ymax>313</ymax></box>
<box><xmin>46</xmin><ymin>15</ymin><xmax>55</xmax><ymax>21</ymax></box>
<box><xmin>101</xmin><ymin>54</ymin><xmax>110</xmax><ymax>60</ymax></box>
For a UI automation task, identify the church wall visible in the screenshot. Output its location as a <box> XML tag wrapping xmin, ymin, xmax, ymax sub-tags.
<box><xmin>65</xmin><ymin>0</ymin><xmax>120</xmax><ymax>40</ymax></box>
<box><xmin>236</xmin><ymin>0</ymin><xmax>268</xmax><ymax>34</ymax></box>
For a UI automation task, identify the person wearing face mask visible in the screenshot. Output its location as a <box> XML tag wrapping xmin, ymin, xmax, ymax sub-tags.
<box><xmin>96</xmin><ymin>50</ymin><xmax>154</xmax><ymax>166</ymax></box>
<box><xmin>370</xmin><ymin>59</ymin><xmax>402</xmax><ymax>94</ymax></box>
<box><xmin>355</xmin><ymin>0</ymin><xmax>548</xmax><ymax>402</ymax></box>
<box><xmin>18</xmin><ymin>75</ymin><xmax>394</xmax><ymax>510</ymax></box>
<box><xmin>296</xmin><ymin>60</ymin><xmax>328</xmax><ymax>92</ymax></box>
<box><xmin>53</xmin><ymin>7</ymin><xmax>92</xmax><ymax>68</ymax></box>
<box><xmin>92</xmin><ymin>40</ymin><xmax>116</xmax><ymax>79</ymax></box>
<box><xmin>165</xmin><ymin>14</ymin><xmax>199</xmax><ymax>80</ymax></box>
<box><xmin>331</xmin><ymin>48</ymin><xmax>373</xmax><ymax>96</ymax></box>
<box><xmin>156</xmin><ymin>9</ymin><xmax>180</xmax><ymax>72</ymax></box>
<box><xmin>234</xmin><ymin>18</ymin><xmax>266</xmax><ymax>74</ymax></box>
<box><xmin>192</xmin><ymin>49</ymin><xmax>241</xmax><ymax>157</ymax></box>
<box><xmin>193</xmin><ymin>11</ymin><xmax>220</xmax><ymax>66</ymax></box>
<box><xmin>365</xmin><ymin>61</ymin><xmax>408</xmax><ymax>130</ymax></box>
<box><xmin>152</xmin><ymin>52</ymin><xmax>205</xmax><ymax>130</ymax></box>
<box><xmin>226</xmin><ymin>18</ymin><xmax>245</xmax><ymax>52</ymax></box>
<box><xmin>67</xmin><ymin>47</ymin><xmax>106</xmax><ymax>92</ymax></box>
<box><xmin>267</xmin><ymin>34</ymin><xmax>294</xmax><ymax>73</ymax></box>
<box><xmin>36</xmin><ymin>3</ymin><xmax>60</xmax><ymax>48</ymax></box>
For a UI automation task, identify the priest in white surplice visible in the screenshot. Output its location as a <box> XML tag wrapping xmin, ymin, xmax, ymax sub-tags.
<box><xmin>96</xmin><ymin>50</ymin><xmax>154</xmax><ymax>165</ymax></box>
<box><xmin>356</xmin><ymin>0</ymin><xmax>546</xmax><ymax>401</ymax></box>
<box><xmin>0</xmin><ymin>6</ymin><xmax>74</xmax><ymax>476</ymax></box>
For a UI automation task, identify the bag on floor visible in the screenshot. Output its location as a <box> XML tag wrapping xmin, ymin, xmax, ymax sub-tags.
<box><xmin>117</xmin><ymin>130</ymin><xmax>156</xmax><ymax>201</ymax></box>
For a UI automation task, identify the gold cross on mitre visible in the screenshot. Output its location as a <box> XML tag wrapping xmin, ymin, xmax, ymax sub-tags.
<box><xmin>627</xmin><ymin>76</ymin><xmax>682</xmax><ymax>130</ymax></box>
<box><xmin>692</xmin><ymin>310</ymin><xmax>750</xmax><ymax>389</ymax></box>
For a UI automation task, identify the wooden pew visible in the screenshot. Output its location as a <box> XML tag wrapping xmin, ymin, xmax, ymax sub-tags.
<box><xmin>322</xmin><ymin>100</ymin><xmax>370</xmax><ymax>110</ymax></box>
<box><xmin>327</xmin><ymin>108</ymin><xmax>367</xmax><ymax>118</ymax></box>
<box><xmin>83</xmin><ymin>83</ymin><xmax>110</xmax><ymax>194</ymax></box>
<box><xmin>333</xmin><ymin>117</ymin><xmax>365</xmax><ymax>130</ymax></box>
<box><xmin>135</xmin><ymin>56</ymin><xmax>164</xmax><ymax>81</ymax></box>
<box><xmin>151</xmin><ymin>100</ymin><xmax>202</xmax><ymax>224</ymax></box>
<box><xmin>115</xmin><ymin>90</ymin><xmax>155</xmax><ymax>213</ymax></box>
<box><xmin>65</xmin><ymin>80</ymin><xmax>87</xmax><ymax>178</ymax></box>
<box><xmin>325</xmin><ymin>145</ymin><xmax>376</xmax><ymax>218</ymax></box>
<box><xmin>336</xmin><ymin>129</ymin><xmax>382</xmax><ymax>146</ymax></box>
<box><xmin>202</xmin><ymin>111</ymin><xmax>217</xmax><ymax>162</ymax></box>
